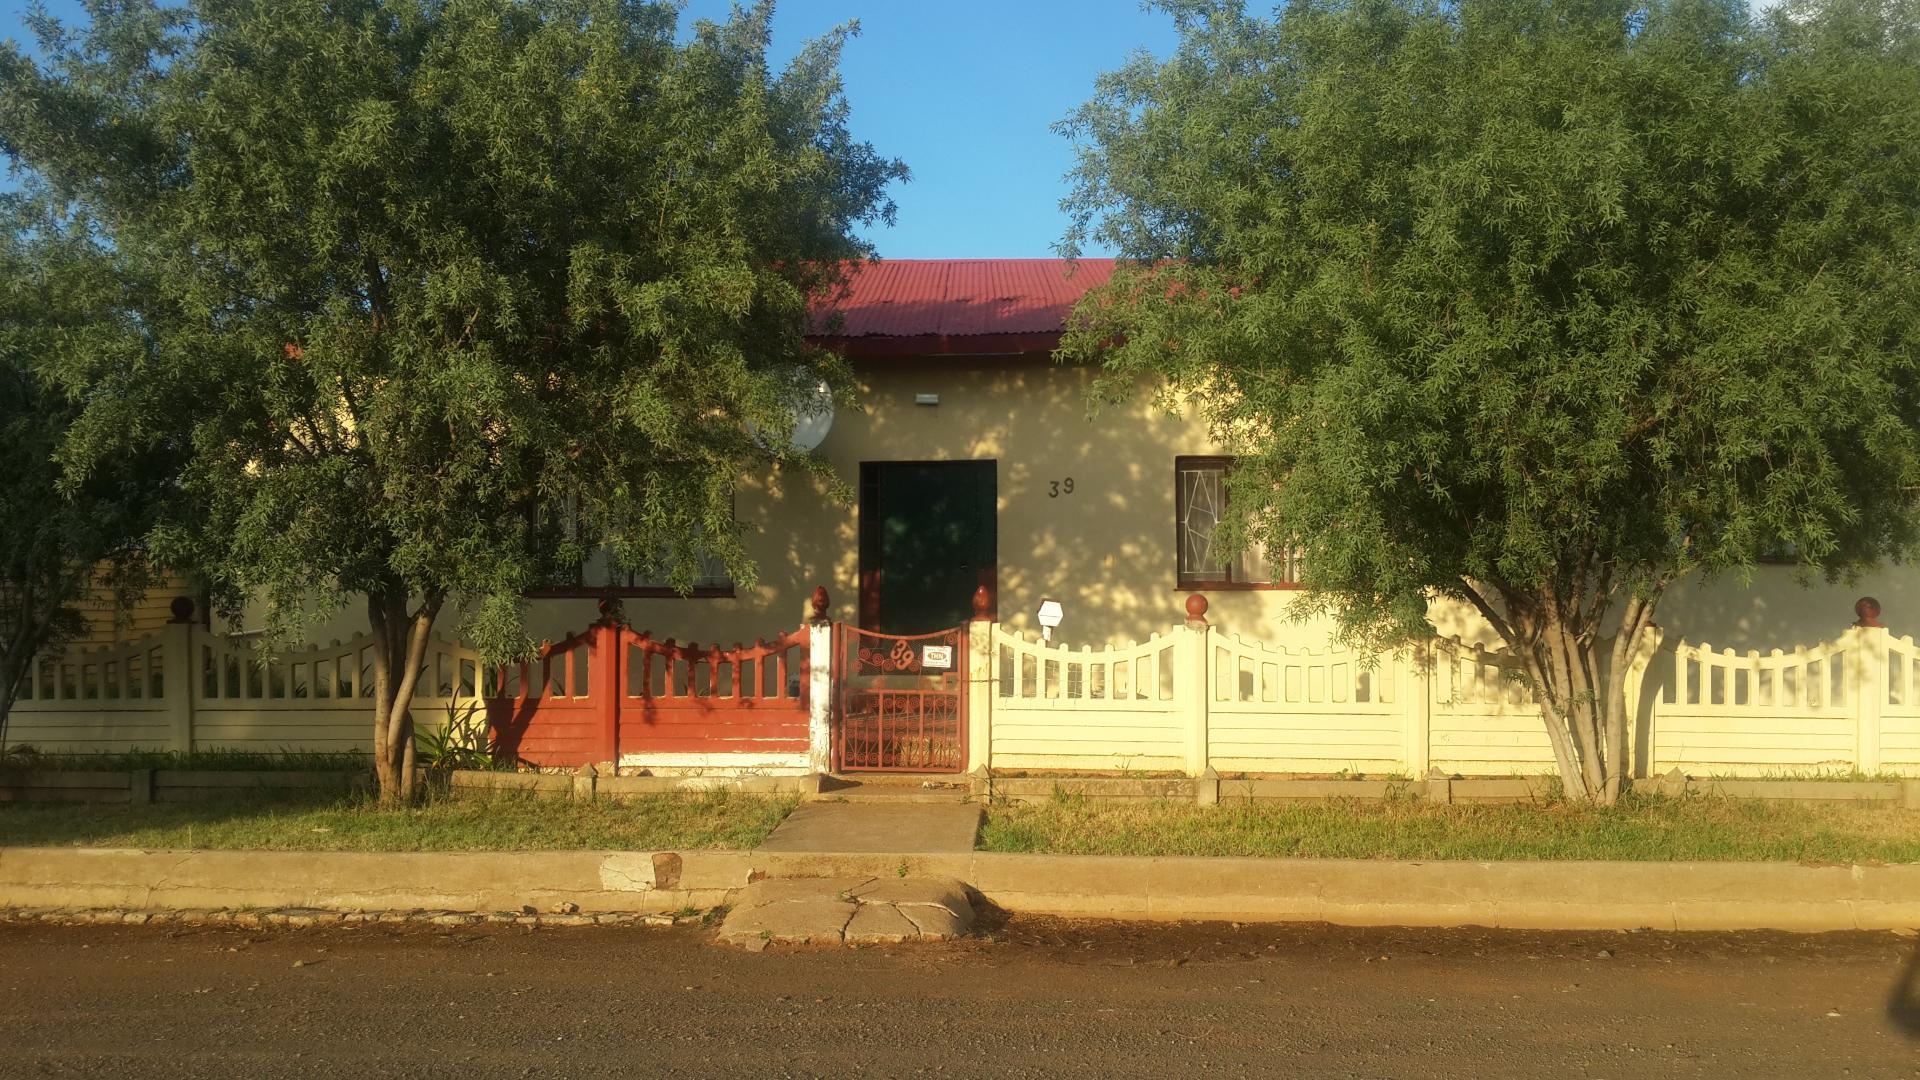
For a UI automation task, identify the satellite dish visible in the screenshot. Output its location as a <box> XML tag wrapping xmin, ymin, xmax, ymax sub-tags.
<box><xmin>789</xmin><ymin>381</ymin><xmax>835</xmax><ymax>452</ymax></box>
<box><xmin>746</xmin><ymin>375</ymin><xmax>836</xmax><ymax>453</ymax></box>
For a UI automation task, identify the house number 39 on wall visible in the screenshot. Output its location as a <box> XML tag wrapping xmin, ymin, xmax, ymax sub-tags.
<box><xmin>1048</xmin><ymin>477</ymin><xmax>1075</xmax><ymax>498</ymax></box>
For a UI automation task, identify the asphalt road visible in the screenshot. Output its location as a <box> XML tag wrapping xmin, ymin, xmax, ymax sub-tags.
<box><xmin>3</xmin><ymin>915</ymin><xmax>1919</xmax><ymax>1079</ymax></box>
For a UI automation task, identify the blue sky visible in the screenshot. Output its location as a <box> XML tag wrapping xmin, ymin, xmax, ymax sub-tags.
<box><xmin>677</xmin><ymin>1</ymin><xmax>1179</xmax><ymax>257</ymax></box>
<box><xmin>2</xmin><ymin>0</ymin><xmax>1178</xmax><ymax>257</ymax></box>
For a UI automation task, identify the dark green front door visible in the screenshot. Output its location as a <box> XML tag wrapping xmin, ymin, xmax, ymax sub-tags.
<box><xmin>858</xmin><ymin>461</ymin><xmax>997</xmax><ymax>634</ymax></box>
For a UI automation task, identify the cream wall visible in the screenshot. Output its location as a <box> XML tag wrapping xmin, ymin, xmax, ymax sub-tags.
<box><xmin>602</xmin><ymin>358</ymin><xmax>1339</xmax><ymax>650</ymax></box>
<box><xmin>236</xmin><ymin>357</ymin><xmax>1915</xmax><ymax>655</ymax></box>
<box><xmin>581</xmin><ymin>358</ymin><xmax>1915</xmax><ymax>654</ymax></box>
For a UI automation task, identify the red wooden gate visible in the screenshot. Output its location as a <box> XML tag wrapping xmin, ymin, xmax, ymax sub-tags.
<box><xmin>485</xmin><ymin>626</ymin><xmax>610</xmax><ymax>767</ymax></box>
<box><xmin>834</xmin><ymin>624</ymin><xmax>967</xmax><ymax>773</ymax></box>
<box><xmin>487</xmin><ymin>618</ymin><xmax>810</xmax><ymax>768</ymax></box>
<box><xmin>615</xmin><ymin>628</ymin><xmax>810</xmax><ymax>760</ymax></box>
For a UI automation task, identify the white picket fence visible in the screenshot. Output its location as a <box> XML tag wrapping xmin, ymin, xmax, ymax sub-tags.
<box><xmin>1205</xmin><ymin>633</ymin><xmax>1409</xmax><ymax>776</ymax></box>
<box><xmin>5</xmin><ymin>617</ymin><xmax>484</xmax><ymax>754</ymax></box>
<box><xmin>975</xmin><ymin>614</ymin><xmax>1920</xmax><ymax>779</ymax></box>
<box><xmin>14</xmin><ymin>602</ymin><xmax>1915</xmax><ymax>782</ymax></box>
<box><xmin>1651</xmin><ymin>628</ymin><xmax>1920</xmax><ymax>776</ymax></box>
<box><xmin>986</xmin><ymin>630</ymin><xmax>1188</xmax><ymax>772</ymax></box>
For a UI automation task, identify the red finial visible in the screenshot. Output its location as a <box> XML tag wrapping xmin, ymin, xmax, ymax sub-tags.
<box><xmin>810</xmin><ymin>585</ymin><xmax>830</xmax><ymax>622</ymax></box>
<box><xmin>972</xmin><ymin>585</ymin><xmax>993</xmax><ymax>621</ymax></box>
<box><xmin>1855</xmin><ymin>596</ymin><xmax>1884</xmax><ymax>628</ymax></box>
<box><xmin>1185</xmin><ymin>593</ymin><xmax>1209</xmax><ymax>627</ymax></box>
<box><xmin>596</xmin><ymin>594</ymin><xmax>626</xmax><ymax>625</ymax></box>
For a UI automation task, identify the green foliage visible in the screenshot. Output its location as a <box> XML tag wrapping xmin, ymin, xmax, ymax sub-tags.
<box><xmin>0</xmin><ymin>201</ymin><xmax>174</xmax><ymax>738</ymax></box>
<box><xmin>0</xmin><ymin>0</ymin><xmax>902</xmax><ymax>656</ymax></box>
<box><xmin>1059</xmin><ymin>0</ymin><xmax>1920</xmax><ymax>800</ymax></box>
<box><xmin>414</xmin><ymin>702</ymin><xmax>497</xmax><ymax>773</ymax></box>
<box><xmin>0</xmin><ymin>0</ymin><xmax>902</xmax><ymax>795</ymax></box>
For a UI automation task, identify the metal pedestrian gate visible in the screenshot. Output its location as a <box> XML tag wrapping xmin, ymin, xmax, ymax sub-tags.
<box><xmin>834</xmin><ymin>623</ymin><xmax>968</xmax><ymax>773</ymax></box>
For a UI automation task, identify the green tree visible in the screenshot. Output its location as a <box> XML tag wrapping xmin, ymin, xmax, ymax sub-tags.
<box><xmin>1</xmin><ymin>0</ymin><xmax>903</xmax><ymax>799</ymax></box>
<box><xmin>0</xmin><ymin>205</ymin><xmax>172</xmax><ymax>747</ymax></box>
<box><xmin>1060</xmin><ymin>0</ymin><xmax>1920</xmax><ymax>802</ymax></box>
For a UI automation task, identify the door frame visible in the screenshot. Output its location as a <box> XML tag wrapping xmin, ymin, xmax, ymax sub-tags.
<box><xmin>857</xmin><ymin>459</ymin><xmax>998</xmax><ymax>632</ymax></box>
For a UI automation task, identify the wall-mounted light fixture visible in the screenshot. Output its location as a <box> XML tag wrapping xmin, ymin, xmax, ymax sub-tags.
<box><xmin>914</xmin><ymin>393</ymin><xmax>939</xmax><ymax>406</ymax></box>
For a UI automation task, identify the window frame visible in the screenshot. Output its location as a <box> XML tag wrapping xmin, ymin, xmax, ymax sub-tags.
<box><xmin>522</xmin><ymin>498</ymin><xmax>739</xmax><ymax>600</ymax></box>
<box><xmin>1173</xmin><ymin>455</ymin><xmax>1302</xmax><ymax>592</ymax></box>
<box><xmin>522</xmin><ymin>581</ymin><xmax>737</xmax><ymax>600</ymax></box>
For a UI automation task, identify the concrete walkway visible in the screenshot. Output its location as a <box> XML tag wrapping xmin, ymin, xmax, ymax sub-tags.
<box><xmin>753</xmin><ymin>800</ymin><xmax>983</xmax><ymax>854</ymax></box>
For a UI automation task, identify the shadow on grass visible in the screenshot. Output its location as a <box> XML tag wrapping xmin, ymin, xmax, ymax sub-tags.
<box><xmin>0</xmin><ymin>785</ymin><xmax>798</xmax><ymax>853</ymax></box>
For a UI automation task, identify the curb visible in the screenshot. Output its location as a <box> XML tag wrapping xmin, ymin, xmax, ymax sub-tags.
<box><xmin>0</xmin><ymin>906</ymin><xmax>706</xmax><ymax>929</ymax></box>
<box><xmin>4</xmin><ymin>847</ymin><xmax>1919</xmax><ymax>932</ymax></box>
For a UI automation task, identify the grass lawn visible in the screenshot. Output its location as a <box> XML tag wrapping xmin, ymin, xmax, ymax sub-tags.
<box><xmin>979</xmin><ymin>794</ymin><xmax>1920</xmax><ymax>862</ymax></box>
<box><xmin>0</xmin><ymin>788</ymin><xmax>797</xmax><ymax>852</ymax></box>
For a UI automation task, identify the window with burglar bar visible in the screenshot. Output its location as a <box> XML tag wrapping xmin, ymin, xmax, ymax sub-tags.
<box><xmin>1175</xmin><ymin>456</ymin><xmax>1302</xmax><ymax>589</ymax></box>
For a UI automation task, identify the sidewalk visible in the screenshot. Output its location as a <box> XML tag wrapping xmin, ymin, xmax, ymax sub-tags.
<box><xmin>754</xmin><ymin>800</ymin><xmax>982</xmax><ymax>854</ymax></box>
<box><xmin>4</xmin><ymin>843</ymin><xmax>1920</xmax><ymax>932</ymax></box>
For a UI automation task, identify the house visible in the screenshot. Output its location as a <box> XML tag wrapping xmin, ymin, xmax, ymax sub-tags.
<box><xmin>475</xmin><ymin>256</ymin><xmax>1917</xmax><ymax>778</ymax></box>
<box><xmin>496</xmin><ymin>257</ymin><xmax>1911</xmax><ymax>652</ymax></box>
<box><xmin>15</xmin><ymin>258</ymin><xmax>1914</xmax><ymax>778</ymax></box>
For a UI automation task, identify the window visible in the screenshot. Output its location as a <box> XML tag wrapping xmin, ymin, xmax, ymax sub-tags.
<box><xmin>570</xmin><ymin>545</ymin><xmax>734</xmax><ymax>596</ymax></box>
<box><xmin>1175</xmin><ymin>456</ymin><xmax>1301</xmax><ymax>589</ymax></box>
<box><xmin>526</xmin><ymin>498</ymin><xmax>736</xmax><ymax>598</ymax></box>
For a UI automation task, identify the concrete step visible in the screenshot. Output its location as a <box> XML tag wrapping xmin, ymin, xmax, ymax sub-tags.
<box><xmin>829</xmin><ymin>789</ymin><xmax>973</xmax><ymax>804</ymax></box>
<box><xmin>821</xmin><ymin>777</ymin><xmax>972</xmax><ymax>804</ymax></box>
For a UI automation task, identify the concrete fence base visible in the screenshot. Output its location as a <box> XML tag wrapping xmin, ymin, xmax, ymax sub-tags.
<box><xmin>0</xmin><ymin>769</ymin><xmax>369</xmax><ymax>805</ymax></box>
<box><xmin>449</xmin><ymin>770</ymin><xmax>824</xmax><ymax>800</ymax></box>
<box><xmin>971</xmin><ymin>770</ymin><xmax>1920</xmax><ymax>809</ymax></box>
<box><xmin>4</xmin><ymin>847</ymin><xmax>1918</xmax><ymax>932</ymax></box>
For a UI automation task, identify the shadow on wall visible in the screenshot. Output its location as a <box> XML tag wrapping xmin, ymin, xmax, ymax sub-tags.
<box><xmin>1657</xmin><ymin>568</ymin><xmax>1918</xmax><ymax>646</ymax></box>
<box><xmin>593</xmin><ymin>358</ymin><xmax>1264</xmax><ymax>648</ymax></box>
<box><xmin>233</xmin><ymin>355</ymin><xmax>1917</xmax><ymax>660</ymax></box>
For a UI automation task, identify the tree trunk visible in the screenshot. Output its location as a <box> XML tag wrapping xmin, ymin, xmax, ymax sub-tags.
<box><xmin>1522</xmin><ymin>616</ymin><xmax>1661</xmax><ymax>805</ymax></box>
<box><xmin>366</xmin><ymin>587</ymin><xmax>443</xmax><ymax>805</ymax></box>
<box><xmin>0</xmin><ymin>647</ymin><xmax>28</xmax><ymax>753</ymax></box>
<box><xmin>1475</xmin><ymin>584</ymin><xmax>1664</xmax><ymax>807</ymax></box>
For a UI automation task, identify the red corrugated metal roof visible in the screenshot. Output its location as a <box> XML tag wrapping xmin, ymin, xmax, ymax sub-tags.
<box><xmin>812</xmin><ymin>258</ymin><xmax>1116</xmax><ymax>341</ymax></box>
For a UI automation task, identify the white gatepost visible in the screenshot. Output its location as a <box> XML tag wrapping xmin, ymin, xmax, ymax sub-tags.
<box><xmin>1401</xmin><ymin>640</ymin><xmax>1432</xmax><ymax>777</ymax></box>
<box><xmin>806</xmin><ymin>587</ymin><xmax>834</xmax><ymax>776</ymax></box>
<box><xmin>967</xmin><ymin>615</ymin><xmax>994</xmax><ymax>776</ymax></box>
<box><xmin>162</xmin><ymin>598</ymin><xmax>198</xmax><ymax>754</ymax></box>
<box><xmin>1854</xmin><ymin>621</ymin><xmax>1888</xmax><ymax>775</ymax></box>
<box><xmin>1177</xmin><ymin>594</ymin><xmax>1211</xmax><ymax>777</ymax></box>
